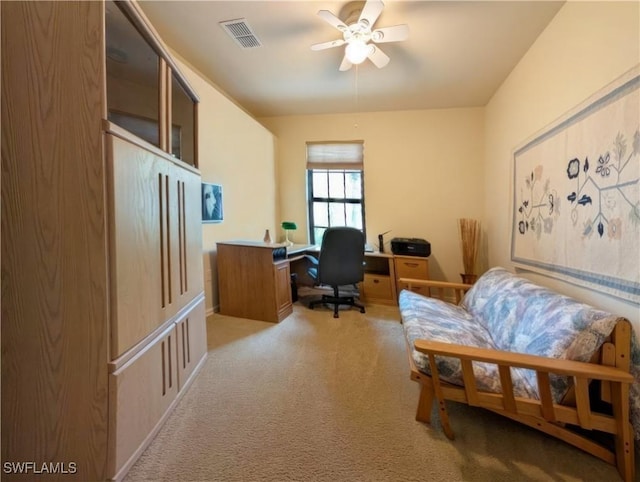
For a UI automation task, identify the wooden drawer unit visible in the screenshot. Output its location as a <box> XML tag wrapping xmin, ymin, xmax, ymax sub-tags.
<box><xmin>361</xmin><ymin>273</ymin><xmax>394</xmax><ymax>304</ymax></box>
<box><xmin>395</xmin><ymin>256</ymin><xmax>429</xmax><ymax>296</ymax></box>
<box><xmin>394</xmin><ymin>256</ymin><xmax>429</xmax><ymax>280</ymax></box>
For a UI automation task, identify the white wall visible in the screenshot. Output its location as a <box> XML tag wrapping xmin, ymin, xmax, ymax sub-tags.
<box><xmin>484</xmin><ymin>1</ymin><xmax>640</xmax><ymax>326</ymax></box>
<box><xmin>260</xmin><ymin>108</ymin><xmax>485</xmax><ymax>282</ymax></box>
<box><xmin>174</xmin><ymin>56</ymin><xmax>278</xmax><ymax>313</ymax></box>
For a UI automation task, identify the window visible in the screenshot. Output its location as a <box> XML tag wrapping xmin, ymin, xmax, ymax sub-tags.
<box><xmin>306</xmin><ymin>141</ymin><xmax>366</xmax><ymax>245</ymax></box>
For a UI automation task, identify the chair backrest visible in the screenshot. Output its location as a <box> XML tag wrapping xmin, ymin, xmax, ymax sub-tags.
<box><xmin>317</xmin><ymin>227</ymin><xmax>365</xmax><ymax>287</ymax></box>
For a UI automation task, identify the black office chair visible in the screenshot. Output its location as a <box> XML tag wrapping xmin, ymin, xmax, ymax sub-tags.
<box><xmin>307</xmin><ymin>227</ymin><xmax>366</xmax><ymax>318</ymax></box>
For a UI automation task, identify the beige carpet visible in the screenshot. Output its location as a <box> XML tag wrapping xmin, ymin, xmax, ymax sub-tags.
<box><xmin>124</xmin><ymin>302</ymin><xmax>627</xmax><ymax>482</ymax></box>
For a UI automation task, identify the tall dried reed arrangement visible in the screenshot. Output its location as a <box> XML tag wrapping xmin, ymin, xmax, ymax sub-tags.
<box><xmin>458</xmin><ymin>218</ymin><xmax>480</xmax><ymax>275</ymax></box>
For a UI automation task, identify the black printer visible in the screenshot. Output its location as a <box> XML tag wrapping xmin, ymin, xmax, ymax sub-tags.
<box><xmin>390</xmin><ymin>237</ymin><xmax>431</xmax><ymax>257</ymax></box>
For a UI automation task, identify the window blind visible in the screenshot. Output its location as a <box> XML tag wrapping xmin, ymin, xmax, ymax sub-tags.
<box><xmin>306</xmin><ymin>141</ymin><xmax>364</xmax><ymax>170</ymax></box>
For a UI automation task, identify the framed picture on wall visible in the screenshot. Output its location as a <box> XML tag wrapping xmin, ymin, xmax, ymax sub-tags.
<box><xmin>202</xmin><ymin>183</ymin><xmax>223</xmax><ymax>223</ymax></box>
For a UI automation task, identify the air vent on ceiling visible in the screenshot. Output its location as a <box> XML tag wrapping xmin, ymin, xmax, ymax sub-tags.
<box><xmin>219</xmin><ymin>18</ymin><xmax>262</xmax><ymax>49</ymax></box>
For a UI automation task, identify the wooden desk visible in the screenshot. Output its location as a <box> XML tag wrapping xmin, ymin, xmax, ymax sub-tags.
<box><xmin>217</xmin><ymin>241</ymin><xmax>295</xmax><ymax>323</ymax></box>
<box><xmin>285</xmin><ymin>246</ymin><xmax>430</xmax><ymax>307</ymax></box>
<box><xmin>217</xmin><ymin>241</ymin><xmax>430</xmax><ymax>322</ymax></box>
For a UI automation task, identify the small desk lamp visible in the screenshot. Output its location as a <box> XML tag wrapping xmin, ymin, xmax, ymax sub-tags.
<box><xmin>281</xmin><ymin>221</ymin><xmax>297</xmax><ymax>246</ymax></box>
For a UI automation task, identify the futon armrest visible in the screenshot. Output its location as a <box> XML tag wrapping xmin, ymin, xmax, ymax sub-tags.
<box><xmin>414</xmin><ymin>339</ymin><xmax>634</xmax><ymax>384</ymax></box>
<box><xmin>399</xmin><ymin>278</ymin><xmax>472</xmax><ymax>303</ymax></box>
<box><xmin>399</xmin><ymin>278</ymin><xmax>472</xmax><ymax>290</ymax></box>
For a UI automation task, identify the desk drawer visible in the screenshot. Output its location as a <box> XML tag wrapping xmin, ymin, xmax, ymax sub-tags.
<box><xmin>394</xmin><ymin>256</ymin><xmax>429</xmax><ymax>281</ymax></box>
<box><xmin>362</xmin><ymin>274</ymin><xmax>393</xmax><ymax>301</ymax></box>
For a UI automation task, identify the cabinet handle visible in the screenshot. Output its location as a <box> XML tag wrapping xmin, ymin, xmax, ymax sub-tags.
<box><xmin>181</xmin><ymin>320</ymin><xmax>191</xmax><ymax>368</ymax></box>
<box><xmin>178</xmin><ymin>180</ymin><xmax>187</xmax><ymax>295</ymax></box>
<box><xmin>159</xmin><ymin>175</ymin><xmax>166</xmax><ymax>308</ymax></box>
<box><xmin>161</xmin><ymin>340</ymin><xmax>166</xmax><ymax>396</ymax></box>
<box><xmin>159</xmin><ymin>174</ymin><xmax>173</xmax><ymax>307</ymax></box>
<box><xmin>168</xmin><ymin>335</ymin><xmax>172</xmax><ymax>389</ymax></box>
<box><xmin>186</xmin><ymin>318</ymin><xmax>191</xmax><ymax>364</ymax></box>
<box><xmin>404</xmin><ymin>262</ymin><xmax>419</xmax><ymax>268</ymax></box>
<box><xmin>373</xmin><ymin>279</ymin><xmax>380</xmax><ymax>284</ymax></box>
<box><xmin>181</xmin><ymin>322</ymin><xmax>186</xmax><ymax>369</ymax></box>
<box><xmin>165</xmin><ymin>176</ymin><xmax>172</xmax><ymax>305</ymax></box>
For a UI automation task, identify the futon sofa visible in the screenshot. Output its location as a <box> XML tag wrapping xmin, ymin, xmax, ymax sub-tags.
<box><xmin>399</xmin><ymin>267</ymin><xmax>639</xmax><ymax>481</ymax></box>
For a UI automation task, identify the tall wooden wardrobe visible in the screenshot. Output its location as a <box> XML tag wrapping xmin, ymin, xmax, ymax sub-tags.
<box><xmin>1</xmin><ymin>1</ymin><xmax>207</xmax><ymax>480</ymax></box>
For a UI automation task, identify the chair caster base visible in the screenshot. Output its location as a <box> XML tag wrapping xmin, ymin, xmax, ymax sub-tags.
<box><xmin>308</xmin><ymin>292</ymin><xmax>365</xmax><ymax>319</ymax></box>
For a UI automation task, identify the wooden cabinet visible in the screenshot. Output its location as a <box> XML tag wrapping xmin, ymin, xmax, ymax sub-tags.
<box><xmin>395</xmin><ymin>255</ymin><xmax>430</xmax><ymax>296</ymax></box>
<box><xmin>217</xmin><ymin>242</ymin><xmax>293</xmax><ymax>323</ymax></box>
<box><xmin>358</xmin><ymin>253</ymin><xmax>431</xmax><ymax>304</ymax></box>
<box><xmin>105</xmin><ymin>0</ymin><xmax>198</xmax><ymax>166</ymax></box>
<box><xmin>108</xmin><ymin>296</ymin><xmax>206</xmax><ymax>479</ymax></box>
<box><xmin>359</xmin><ymin>253</ymin><xmax>398</xmax><ymax>305</ymax></box>
<box><xmin>1</xmin><ymin>1</ymin><xmax>206</xmax><ymax>480</ymax></box>
<box><xmin>108</xmin><ymin>325</ymin><xmax>179</xmax><ymax>478</ymax></box>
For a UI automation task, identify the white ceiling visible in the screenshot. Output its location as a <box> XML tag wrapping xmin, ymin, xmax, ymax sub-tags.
<box><xmin>138</xmin><ymin>0</ymin><xmax>564</xmax><ymax>118</ymax></box>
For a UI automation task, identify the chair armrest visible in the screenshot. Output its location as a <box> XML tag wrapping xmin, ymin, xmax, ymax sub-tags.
<box><xmin>304</xmin><ymin>254</ymin><xmax>318</xmax><ymax>266</ymax></box>
<box><xmin>414</xmin><ymin>339</ymin><xmax>634</xmax><ymax>384</ymax></box>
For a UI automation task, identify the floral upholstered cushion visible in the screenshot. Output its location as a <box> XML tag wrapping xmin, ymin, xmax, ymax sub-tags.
<box><xmin>459</xmin><ymin>267</ymin><xmax>621</xmax><ymax>401</ymax></box>
<box><xmin>399</xmin><ymin>289</ymin><xmax>537</xmax><ymax>398</ymax></box>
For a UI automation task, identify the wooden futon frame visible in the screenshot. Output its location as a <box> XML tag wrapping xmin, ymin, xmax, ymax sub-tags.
<box><xmin>400</xmin><ymin>278</ymin><xmax>635</xmax><ymax>482</ymax></box>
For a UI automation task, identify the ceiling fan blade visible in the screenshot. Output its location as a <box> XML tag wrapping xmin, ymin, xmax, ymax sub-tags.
<box><xmin>339</xmin><ymin>55</ymin><xmax>353</xmax><ymax>71</ymax></box>
<box><xmin>372</xmin><ymin>24</ymin><xmax>409</xmax><ymax>43</ymax></box>
<box><xmin>359</xmin><ymin>0</ymin><xmax>384</xmax><ymax>28</ymax></box>
<box><xmin>367</xmin><ymin>45</ymin><xmax>390</xmax><ymax>69</ymax></box>
<box><xmin>317</xmin><ymin>10</ymin><xmax>348</xmax><ymax>32</ymax></box>
<box><xmin>311</xmin><ymin>39</ymin><xmax>346</xmax><ymax>51</ymax></box>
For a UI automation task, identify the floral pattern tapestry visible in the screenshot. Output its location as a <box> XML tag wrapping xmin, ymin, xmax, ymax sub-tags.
<box><xmin>511</xmin><ymin>66</ymin><xmax>640</xmax><ymax>303</ymax></box>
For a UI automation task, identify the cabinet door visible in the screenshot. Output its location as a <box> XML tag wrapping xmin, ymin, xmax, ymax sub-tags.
<box><xmin>109</xmin><ymin>134</ymin><xmax>168</xmax><ymax>358</ymax></box>
<box><xmin>171</xmin><ymin>164</ymin><xmax>204</xmax><ymax>312</ymax></box>
<box><xmin>108</xmin><ymin>135</ymin><xmax>204</xmax><ymax>358</ymax></box>
<box><xmin>108</xmin><ymin>325</ymin><xmax>178</xmax><ymax>479</ymax></box>
<box><xmin>176</xmin><ymin>297</ymin><xmax>207</xmax><ymax>391</ymax></box>
<box><xmin>274</xmin><ymin>260</ymin><xmax>293</xmax><ymax>321</ymax></box>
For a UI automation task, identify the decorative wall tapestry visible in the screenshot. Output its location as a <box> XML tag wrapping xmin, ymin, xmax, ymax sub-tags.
<box><xmin>511</xmin><ymin>66</ymin><xmax>640</xmax><ymax>303</ymax></box>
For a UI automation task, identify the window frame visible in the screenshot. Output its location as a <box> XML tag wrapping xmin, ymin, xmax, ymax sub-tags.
<box><xmin>306</xmin><ymin>168</ymin><xmax>366</xmax><ymax>245</ymax></box>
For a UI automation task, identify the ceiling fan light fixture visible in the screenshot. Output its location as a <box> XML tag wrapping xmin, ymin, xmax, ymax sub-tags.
<box><xmin>345</xmin><ymin>40</ymin><xmax>373</xmax><ymax>65</ymax></box>
<box><xmin>312</xmin><ymin>0</ymin><xmax>408</xmax><ymax>71</ymax></box>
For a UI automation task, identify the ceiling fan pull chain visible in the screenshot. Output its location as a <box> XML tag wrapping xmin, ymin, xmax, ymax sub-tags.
<box><xmin>354</xmin><ymin>65</ymin><xmax>359</xmax><ymax>129</ymax></box>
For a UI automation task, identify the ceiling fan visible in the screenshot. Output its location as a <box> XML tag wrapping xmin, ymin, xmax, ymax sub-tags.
<box><xmin>311</xmin><ymin>0</ymin><xmax>409</xmax><ymax>71</ymax></box>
